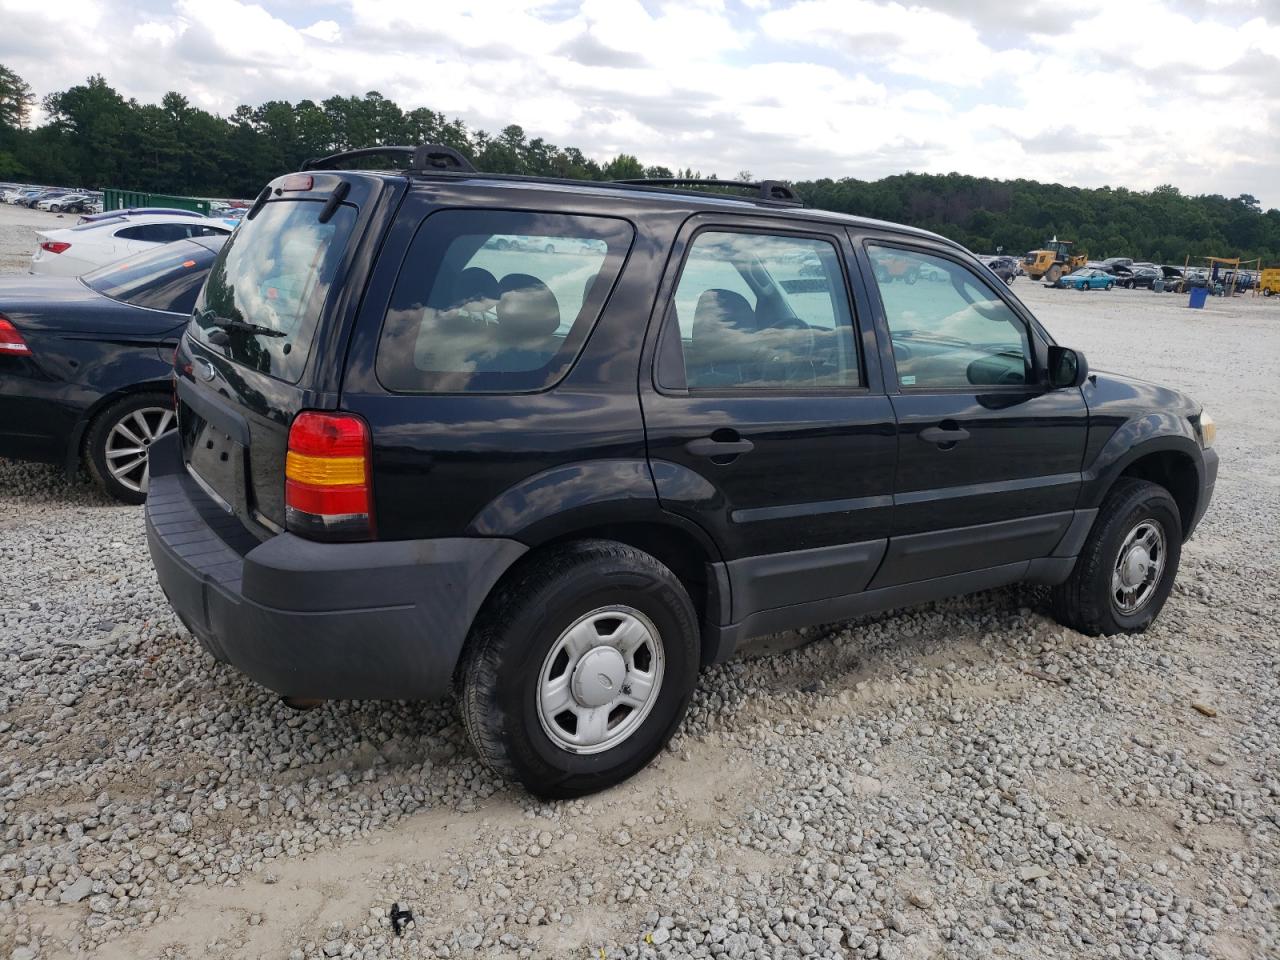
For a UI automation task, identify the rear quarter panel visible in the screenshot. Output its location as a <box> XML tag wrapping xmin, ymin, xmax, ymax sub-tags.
<box><xmin>337</xmin><ymin>184</ymin><xmax>689</xmax><ymax>543</ymax></box>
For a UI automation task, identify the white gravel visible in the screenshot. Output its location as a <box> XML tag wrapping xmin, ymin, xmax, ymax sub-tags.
<box><xmin>1</xmin><ymin>238</ymin><xmax>1277</xmax><ymax>960</ymax></box>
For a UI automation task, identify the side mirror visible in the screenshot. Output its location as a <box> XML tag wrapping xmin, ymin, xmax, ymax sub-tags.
<box><xmin>1048</xmin><ymin>345</ymin><xmax>1089</xmax><ymax>388</ymax></box>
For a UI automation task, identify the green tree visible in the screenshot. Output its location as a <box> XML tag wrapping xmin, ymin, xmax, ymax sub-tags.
<box><xmin>0</xmin><ymin>64</ymin><xmax>34</xmax><ymax>129</ymax></box>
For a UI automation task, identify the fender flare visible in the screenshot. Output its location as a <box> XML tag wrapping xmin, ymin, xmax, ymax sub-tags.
<box><xmin>466</xmin><ymin>458</ymin><xmax>722</xmax><ymax>558</ymax></box>
<box><xmin>1079</xmin><ymin>416</ymin><xmax>1205</xmax><ymax>512</ymax></box>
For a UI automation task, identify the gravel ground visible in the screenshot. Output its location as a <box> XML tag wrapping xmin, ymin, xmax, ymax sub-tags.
<box><xmin>1</xmin><ymin>223</ymin><xmax>1277</xmax><ymax>960</ymax></box>
<box><xmin>0</xmin><ymin>203</ymin><xmax>70</xmax><ymax>273</ymax></box>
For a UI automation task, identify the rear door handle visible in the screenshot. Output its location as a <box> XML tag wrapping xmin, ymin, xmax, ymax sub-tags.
<box><xmin>685</xmin><ymin>436</ymin><xmax>755</xmax><ymax>458</ymax></box>
<box><xmin>919</xmin><ymin>425</ymin><xmax>971</xmax><ymax>445</ymax></box>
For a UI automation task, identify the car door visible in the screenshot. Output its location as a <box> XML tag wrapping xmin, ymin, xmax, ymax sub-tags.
<box><xmin>855</xmin><ymin>236</ymin><xmax>1089</xmax><ymax>588</ymax></box>
<box><xmin>641</xmin><ymin>214</ymin><xmax>896</xmax><ymax>624</ymax></box>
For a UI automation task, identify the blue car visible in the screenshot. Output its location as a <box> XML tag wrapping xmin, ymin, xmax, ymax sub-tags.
<box><xmin>1059</xmin><ymin>268</ymin><xmax>1115</xmax><ymax>290</ymax></box>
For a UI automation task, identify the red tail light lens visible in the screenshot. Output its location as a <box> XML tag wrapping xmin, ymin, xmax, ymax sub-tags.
<box><xmin>40</xmin><ymin>241</ymin><xmax>71</xmax><ymax>254</ymax></box>
<box><xmin>0</xmin><ymin>315</ymin><xmax>31</xmax><ymax>356</ymax></box>
<box><xmin>284</xmin><ymin>411</ymin><xmax>374</xmax><ymax>541</ymax></box>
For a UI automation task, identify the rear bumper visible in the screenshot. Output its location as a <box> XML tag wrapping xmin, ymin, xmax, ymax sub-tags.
<box><xmin>144</xmin><ymin>435</ymin><xmax>526</xmax><ymax>700</ymax></box>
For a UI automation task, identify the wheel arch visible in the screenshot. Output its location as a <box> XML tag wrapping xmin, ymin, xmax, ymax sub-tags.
<box><xmin>64</xmin><ymin>379</ymin><xmax>174</xmax><ymax>476</ymax></box>
<box><xmin>1116</xmin><ymin>449</ymin><xmax>1200</xmax><ymax>540</ymax></box>
<box><xmin>1084</xmin><ymin>433</ymin><xmax>1204</xmax><ymax>541</ymax></box>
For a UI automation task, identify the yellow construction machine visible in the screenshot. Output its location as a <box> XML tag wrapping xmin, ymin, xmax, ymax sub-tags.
<box><xmin>1023</xmin><ymin>238</ymin><xmax>1088</xmax><ymax>284</ymax></box>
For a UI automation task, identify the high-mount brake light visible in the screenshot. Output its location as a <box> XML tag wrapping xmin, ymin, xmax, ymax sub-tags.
<box><xmin>40</xmin><ymin>241</ymin><xmax>71</xmax><ymax>254</ymax></box>
<box><xmin>284</xmin><ymin>411</ymin><xmax>374</xmax><ymax>541</ymax></box>
<box><xmin>279</xmin><ymin>174</ymin><xmax>314</xmax><ymax>192</ymax></box>
<box><xmin>0</xmin><ymin>315</ymin><xmax>31</xmax><ymax>356</ymax></box>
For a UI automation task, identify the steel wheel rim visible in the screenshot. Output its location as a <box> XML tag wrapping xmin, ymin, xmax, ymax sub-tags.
<box><xmin>536</xmin><ymin>605</ymin><xmax>665</xmax><ymax>755</ymax></box>
<box><xmin>1112</xmin><ymin>519</ymin><xmax>1166</xmax><ymax>615</ymax></box>
<box><xmin>104</xmin><ymin>406</ymin><xmax>175</xmax><ymax>494</ymax></box>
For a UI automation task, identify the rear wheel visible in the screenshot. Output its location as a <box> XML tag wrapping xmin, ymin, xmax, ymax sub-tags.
<box><xmin>85</xmin><ymin>392</ymin><xmax>176</xmax><ymax>504</ymax></box>
<box><xmin>459</xmin><ymin>540</ymin><xmax>700</xmax><ymax>798</ymax></box>
<box><xmin>1051</xmin><ymin>478</ymin><xmax>1182</xmax><ymax>636</ymax></box>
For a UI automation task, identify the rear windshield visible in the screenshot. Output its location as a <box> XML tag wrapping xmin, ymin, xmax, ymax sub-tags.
<box><xmin>190</xmin><ymin>199</ymin><xmax>356</xmax><ymax>383</ymax></box>
<box><xmin>376</xmin><ymin>209</ymin><xmax>633</xmax><ymax>393</ymax></box>
<box><xmin>83</xmin><ymin>240</ymin><xmax>221</xmax><ymax>314</ymax></box>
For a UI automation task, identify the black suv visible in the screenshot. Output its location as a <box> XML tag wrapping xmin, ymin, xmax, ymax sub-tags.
<box><xmin>145</xmin><ymin>145</ymin><xmax>1218</xmax><ymax>797</ymax></box>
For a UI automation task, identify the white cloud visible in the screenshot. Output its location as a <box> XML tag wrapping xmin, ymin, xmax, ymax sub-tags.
<box><xmin>300</xmin><ymin>20</ymin><xmax>342</xmax><ymax>43</ymax></box>
<box><xmin>0</xmin><ymin>0</ymin><xmax>1275</xmax><ymax>206</ymax></box>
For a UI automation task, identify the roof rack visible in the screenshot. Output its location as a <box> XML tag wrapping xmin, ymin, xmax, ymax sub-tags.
<box><xmin>611</xmin><ymin>177</ymin><xmax>802</xmax><ymax>206</ymax></box>
<box><xmin>302</xmin><ymin>144</ymin><xmax>476</xmax><ymax>173</ymax></box>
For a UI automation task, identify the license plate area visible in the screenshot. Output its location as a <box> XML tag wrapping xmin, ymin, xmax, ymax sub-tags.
<box><xmin>187</xmin><ymin>421</ymin><xmax>248</xmax><ymax>516</ymax></box>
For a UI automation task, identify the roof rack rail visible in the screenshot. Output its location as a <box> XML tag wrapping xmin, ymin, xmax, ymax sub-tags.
<box><xmin>301</xmin><ymin>144</ymin><xmax>476</xmax><ymax>173</ymax></box>
<box><xmin>611</xmin><ymin>177</ymin><xmax>802</xmax><ymax>206</ymax></box>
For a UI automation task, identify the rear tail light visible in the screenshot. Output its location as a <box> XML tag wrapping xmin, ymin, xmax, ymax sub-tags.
<box><xmin>40</xmin><ymin>241</ymin><xmax>71</xmax><ymax>254</ymax></box>
<box><xmin>0</xmin><ymin>315</ymin><xmax>31</xmax><ymax>356</ymax></box>
<box><xmin>285</xmin><ymin>411</ymin><xmax>374</xmax><ymax>541</ymax></box>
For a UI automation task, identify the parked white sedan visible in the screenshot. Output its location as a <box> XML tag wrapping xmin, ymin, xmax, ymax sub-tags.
<box><xmin>30</xmin><ymin>214</ymin><xmax>232</xmax><ymax>277</ymax></box>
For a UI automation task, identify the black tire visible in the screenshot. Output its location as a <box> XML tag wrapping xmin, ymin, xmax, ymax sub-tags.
<box><xmin>1051</xmin><ymin>478</ymin><xmax>1182</xmax><ymax>636</ymax></box>
<box><xmin>1106</xmin><ymin>281</ymin><xmax>1114</xmax><ymax>290</ymax></box>
<box><xmin>84</xmin><ymin>391</ymin><xmax>175</xmax><ymax>504</ymax></box>
<box><xmin>458</xmin><ymin>540</ymin><xmax>700</xmax><ymax>798</ymax></box>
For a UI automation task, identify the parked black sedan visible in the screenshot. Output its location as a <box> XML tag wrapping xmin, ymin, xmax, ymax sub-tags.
<box><xmin>0</xmin><ymin>236</ymin><xmax>224</xmax><ymax>502</ymax></box>
<box><xmin>1119</xmin><ymin>265</ymin><xmax>1162</xmax><ymax>289</ymax></box>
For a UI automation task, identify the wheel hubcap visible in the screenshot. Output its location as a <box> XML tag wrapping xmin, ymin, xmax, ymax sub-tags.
<box><xmin>1112</xmin><ymin>520</ymin><xmax>1166</xmax><ymax>615</ymax></box>
<box><xmin>536</xmin><ymin>606</ymin><xmax>665</xmax><ymax>755</ymax></box>
<box><xmin>104</xmin><ymin>406</ymin><xmax>175</xmax><ymax>494</ymax></box>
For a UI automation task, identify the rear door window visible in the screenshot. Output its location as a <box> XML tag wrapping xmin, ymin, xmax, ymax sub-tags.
<box><xmin>190</xmin><ymin>200</ymin><xmax>357</xmax><ymax>383</ymax></box>
<box><xmin>660</xmin><ymin>230</ymin><xmax>861</xmax><ymax>391</ymax></box>
<box><xmin>375</xmin><ymin>210</ymin><xmax>633</xmax><ymax>393</ymax></box>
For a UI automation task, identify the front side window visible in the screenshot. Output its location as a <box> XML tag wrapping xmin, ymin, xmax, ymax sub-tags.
<box><xmin>83</xmin><ymin>239</ymin><xmax>220</xmax><ymax>314</ymax></box>
<box><xmin>376</xmin><ymin>210</ymin><xmax>633</xmax><ymax>393</ymax></box>
<box><xmin>867</xmin><ymin>246</ymin><xmax>1032</xmax><ymax>389</ymax></box>
<box><xmin>662</xmin><ymin>230</ymin><xmax>860</xmax><ymax>390</ymax></box>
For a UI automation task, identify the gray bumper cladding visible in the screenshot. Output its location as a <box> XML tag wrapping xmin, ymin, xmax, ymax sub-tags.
<box><xmin>144</xmin><ymin>434</ymin><xmax>526</xmax><ymax>700</ymax></box>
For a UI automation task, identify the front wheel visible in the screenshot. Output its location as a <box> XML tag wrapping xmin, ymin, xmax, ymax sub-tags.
<box><xmin>458</xmin><ymin>540</ymin><xmax>700</xmax><ymax>798</ymax></box>
<box><xmin>84</xmin><ymin>392</ymin><xmax>176</xmax><ymax>504</ymax></box>
<box><xmin>1106</xmin><ymin>281</ymin><xmax>1114</xmax><ymax>290</ymax></box>
<box><xmin>1051</xmin><ymin>478</ymin><xmax>1182</xmax><ymax>636</ymax></box>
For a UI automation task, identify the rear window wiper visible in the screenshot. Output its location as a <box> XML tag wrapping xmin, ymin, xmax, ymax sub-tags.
<box><xmin>197</xmin><ymin>309</ymin><xmax>286</xmax><ymax>338</ymax></box>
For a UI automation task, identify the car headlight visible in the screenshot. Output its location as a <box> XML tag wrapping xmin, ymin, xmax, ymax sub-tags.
<box><xmin>1197</xmin><ymin>410</ymin><xmax>1216</xmax><ymax>449</ymax></box>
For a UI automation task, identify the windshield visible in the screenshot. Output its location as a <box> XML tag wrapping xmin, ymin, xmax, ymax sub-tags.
<box><xmin>190</xmin><ymin>199</ymin><xmax>356</xmax><ymax>383</ymax></box>
<box><xmin>83</xmin><ymin>240</ymin><xmax>221</xmax><ymax>314</ymax></box>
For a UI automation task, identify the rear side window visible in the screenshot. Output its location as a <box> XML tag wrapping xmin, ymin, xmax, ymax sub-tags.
<box><xmin>191</xmin><ymin>200</ymin><xmax>357</xmax><ymax>383</ymax></box>
<box><xmin>376</xmin><ymin>210</ymin><xmax>633</xmax><ymax>393</ymax></box>
<box><xmin>83</xmin><ymin>240</ymin><xmax>219</xmax><ymax>314</ymax></box>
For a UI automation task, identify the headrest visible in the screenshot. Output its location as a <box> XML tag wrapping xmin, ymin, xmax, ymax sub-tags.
<box><xmin>451</xmin><ymin>267</ymin><xmax>498</xmax><ymax>309</ymax></box>
<box><xmin>691</xmin><ymin>288</ymin><xmax>758</xmax><ymax>364</ymax></box>
<box><xmin>497</xmin><ymin>273</ymin><xmax>560</xmax><ymax>339</ymax></box>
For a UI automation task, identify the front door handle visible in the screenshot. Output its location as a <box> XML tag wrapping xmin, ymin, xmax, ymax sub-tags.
<box><xmin>919</xmin><ymin>425</ymin><xmax>971</xmax><ymax>446</ymax></box>
<box><xmin>685</xmin><ymin>436</ymin><xmax>755</xmax><ymax>459</ymax></box>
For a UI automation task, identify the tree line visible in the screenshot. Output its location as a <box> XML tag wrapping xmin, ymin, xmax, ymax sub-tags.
<box><xmin>2</xmin><ymin>67</ymin><xmax>1277</xmax><ymax>264</ymax></box>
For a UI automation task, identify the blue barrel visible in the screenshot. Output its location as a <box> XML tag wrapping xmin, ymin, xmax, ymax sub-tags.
<box><xmin>1188</xmin><ymin>287</ymin><xmax>1209</xmax><ymax>309</ymax></box>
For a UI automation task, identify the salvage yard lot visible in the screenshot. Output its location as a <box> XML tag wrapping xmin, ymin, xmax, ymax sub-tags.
<box><xmin>1</xmin><ymin>205</ymin><xmax>1277</xmax><ymax>959</ymax></box>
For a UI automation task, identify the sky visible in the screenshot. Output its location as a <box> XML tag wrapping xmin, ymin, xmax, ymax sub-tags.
<box><xmin>2</xmin><ymin>0</ymin><xmax>1279</xmax><ymax>208</ymax></box>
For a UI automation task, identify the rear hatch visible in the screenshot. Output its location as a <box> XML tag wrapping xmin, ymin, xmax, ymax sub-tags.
<box><xmin>175</xmin><ymin>172</ymin><xmax>397</xmax><ymax>534</ymax></box>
